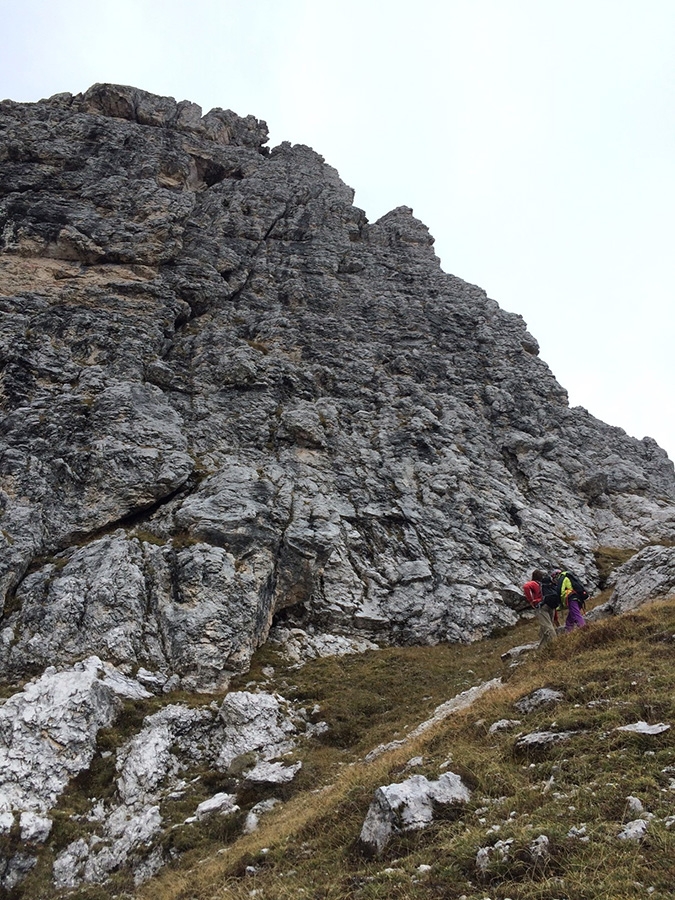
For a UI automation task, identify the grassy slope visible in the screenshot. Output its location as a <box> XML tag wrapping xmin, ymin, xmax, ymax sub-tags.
<box><xmin>127</xmin><ymin>593</ymin><xmax>675</xmax><ymax>900</ymax></box>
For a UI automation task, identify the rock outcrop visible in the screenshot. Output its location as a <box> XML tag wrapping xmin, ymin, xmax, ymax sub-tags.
<box><xmin>593</xmin><ymin>545</ymin><xmax>675</xmax><ymax>618</ymax></box>
<box><xmin>1</xmin><ymin>82</ymin><xmax>675</xmax><ymax>693</ymax></box>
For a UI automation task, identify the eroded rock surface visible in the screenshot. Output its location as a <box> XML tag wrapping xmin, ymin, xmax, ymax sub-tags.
<box><xmin>2</xmin><ymin>84</ymin><xmax>675</xmax><ymax>689</ymax></box>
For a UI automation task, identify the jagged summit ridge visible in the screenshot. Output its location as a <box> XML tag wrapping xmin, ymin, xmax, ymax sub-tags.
<box><xmin>1</xmin><ymin>84</ymin><xmax>674</xmax><ymax>691</ymax></box>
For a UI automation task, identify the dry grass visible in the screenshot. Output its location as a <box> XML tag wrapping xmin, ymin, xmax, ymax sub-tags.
<box><xmin>12</xmin><ymin>585</ymin><xmax>675</xmax><ymax>900</ymax></box>
<box><xmin>137</xmin><ymin>598</ymin><xmax>675</xmax><ymax>900</ymax></box>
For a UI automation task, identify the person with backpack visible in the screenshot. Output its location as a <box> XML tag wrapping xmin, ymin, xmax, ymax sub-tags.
<box><xmin>554</xmin><ymin>569</ymin><xmax>590</xmax><ymax>631</ymax></box>
<box><xmin>540</xmin><ymin>572</ymin><xmax>562</xmax><ymax>628</ymax></box>
<box><xmin>523</xmin><ymin>569</ymin><xmax>557</xmax><ymax>646</ymax></box>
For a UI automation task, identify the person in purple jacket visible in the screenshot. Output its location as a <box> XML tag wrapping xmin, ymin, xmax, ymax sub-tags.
<box><xmin>555</xmin><ymin>569</ymin><xmax>589</xmax><ymax>631</ymax></box>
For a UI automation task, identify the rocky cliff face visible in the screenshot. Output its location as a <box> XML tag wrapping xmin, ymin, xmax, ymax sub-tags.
<box><xmin>2</xmin><ymin>83</ymin><xmax>675</xmax><ymax>692</ymax></box>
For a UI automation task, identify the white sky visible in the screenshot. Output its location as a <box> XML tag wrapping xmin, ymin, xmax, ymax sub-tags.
<box><xmin>2</xmin><ymin>0</ymin><xmax>674</xmax><ymax>460</ymax></box>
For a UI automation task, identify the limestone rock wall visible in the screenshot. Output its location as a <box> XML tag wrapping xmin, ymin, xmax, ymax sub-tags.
<box><xmin>2</xmin><ymin>84</ymin><xmax>675</xmax><ymax>688</ymax></box>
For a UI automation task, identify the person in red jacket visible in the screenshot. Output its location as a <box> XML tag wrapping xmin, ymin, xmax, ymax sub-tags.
<box><xmin>523</xmin><ymin>568</ymin><xmax>557</xmax><ymax>646</ymax></box>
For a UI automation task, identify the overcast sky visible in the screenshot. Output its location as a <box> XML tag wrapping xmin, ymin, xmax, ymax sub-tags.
<box><xmin>2</xmin><ymin>0</ymin><xmax>674</xmax><ymax>460</ymax></box>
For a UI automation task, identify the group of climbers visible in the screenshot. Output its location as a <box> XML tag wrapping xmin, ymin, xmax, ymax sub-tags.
<box><xmin>522</xmin><ymin>568</ymin><xmax>591</xmax><ymax>647</ymax></box>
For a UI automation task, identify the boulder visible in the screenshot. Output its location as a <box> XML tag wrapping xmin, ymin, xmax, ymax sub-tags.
<box><xmin>359</xmin><ymin>772</ymin><xmax>470</xmax><ymax>856</ymax></box>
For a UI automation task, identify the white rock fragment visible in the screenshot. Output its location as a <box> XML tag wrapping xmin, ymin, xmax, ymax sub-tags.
<box><xmin>529</xmin><ymin>834</ymin><xmax>550</xmax><ymax>869</ymax></box>
<box><xmin>359</xmin><ymin>772</ymin><xmax>470</xmax><ymax>855</ymax></box>
<box><xmin>244</xmin><ymin>799</ymin><xmax>280</xmax><ymax>834</ymax></box>
<box><xmin>626</xmin><ymin>796</ymin><xmax>645</xmax><ymax>816</ymax></box>
<box><xmin>194</xmin><ymin>792</ymin><xmax>239</xmax><ymax>820</ymax></box>
<box><xmin>476</xmin><ymin>838</ymin><xmax>513</xmax><ymax>876</ymax></box>
<box><xmin>500</xmin><ymin>642</ymin><xmax>538</xmax><ymax>662</ymax></box>
<box><xmin>488</xmin><ymin>719</ymin><xmax>521</xmax><ymax>734</ymax></box>
<box><xmin>618</xmin><ymin>818</ymin><xmax>650</xmax><ymax>841</ymax></box>
<box><xmin>245</xmin><ymin>760</ymin><xmax>302</xmax><ymax>785</ymax></box>
<box><xmin>514</xmin><ymin>731</ymin><xmax>575</xmax><ymax>754</ymax></box>
<box><xmin>19</xmin><ymin>810</ymin><xmax>52</xmax><ymax>842</ymax></box>
<box><xmin>616</xmin><ymin>721</ymin><xmax>670</xmax><ymax>735</ymax></box>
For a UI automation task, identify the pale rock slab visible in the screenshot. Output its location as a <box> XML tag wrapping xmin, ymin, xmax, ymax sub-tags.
<box><xmin>616</xmin><ymin>721</ymin><xmax>670</xmax><ymax>736</ymax></box>
<box><xmin>245</xmin><ymin>760</ymin><xmax>302</xmax><ymax>784</ymax></box>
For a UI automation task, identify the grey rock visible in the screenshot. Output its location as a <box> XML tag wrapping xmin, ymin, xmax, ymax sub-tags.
<box><xmin>19</xmin><ymin>810</ymin><xmax>52</xmax><ymax>842</ymax></box>
<box><xmin>515</xmin><ymin>688</ymin><xmax>565</xmax><ymax>714</ymax></box>
<box><xmin>605</xmin><ymin>545</ymin><xmax>675</xmax><ymax>615</ymax></box>
<box><xmin>359</xmin><ymin>772</ymin><xmax>470</xmax><ymax>855</ymax></box>
<box><xmin>618</xmin><ymin>818</ymin><xmax>650</xmax><ymax>841</ymax></box>
<box><xmin>488</xmin><ymin>718</ymin><xmax>522</xmax><ymax>734</ymax></box>
<box><xmin>514</xmin><ymin>730</ymin><xmax>575</xmax><ymax>755</ymax></box>
<box><xmin>1</xmin><ymin>83</ymin><xmax>675</xmax><ymax>696</ymax></box>
<box><xmin>1</xmin><ymin>531</ymin><xmax>273</xmax><ymax>690</ymax></box>
<box><xmin>2</xmin><ymin>82</ymin><xmax>675</xmax><ymax>887</ymax></box>
<box><xmin>53</xmin><ymin>839</ymin><xmax>90</xmax><ymax>890</ymax></box>
<box><xmin>528</xmin><ymin>833</ymin><xmax>550</xmax><ymax>870</ymax></box>
<box><xmin>50</xmin><ymin>688</ymin><xmax>306</xmax><ymax>889</ymax></box>
<box><xmin>268</xmin><ymin>625</ymin><xmax>379</xmax><ymax>664</ymax></box>
<box><xmin>217</xmin><ymin>690</ymin><xmax>298</xmax><ymax>770</ymax></box>
<box><xmin>626</xmin><ymin>796</ymin><xmax>645</xmax><ymax>816</ymax></box>
<box><xmin>0</xmin><ymin>853</ymin><xmax>38</xmax><ymax>890</ymax></box>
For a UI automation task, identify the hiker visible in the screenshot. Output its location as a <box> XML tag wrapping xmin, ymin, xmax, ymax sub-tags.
<box><xmin>523</xmin><ymin>569</ymin><xmax>557</xmax><ymax>646</ymax></box>
<box><xmin>555</xmin><ymin>569</ymin><xmax>589</xmax><ymax>632</ymax></box>
<box><xmin>540</xmin><ymin>571</ymin><xmax>562</xmax><ymax>629</ymax></box>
